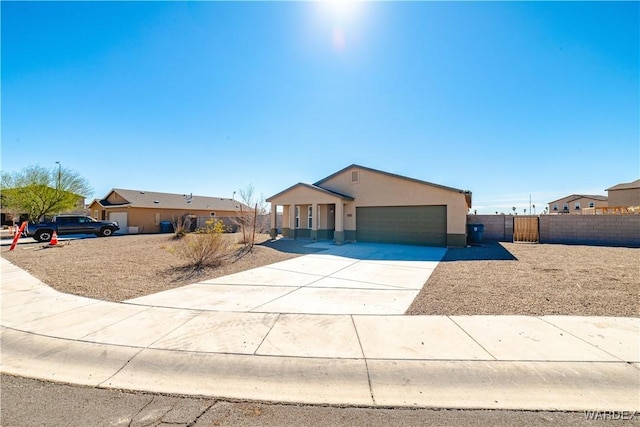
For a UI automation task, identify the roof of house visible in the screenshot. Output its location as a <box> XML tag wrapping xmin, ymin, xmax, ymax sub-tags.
<box><xmin>314</xmin><ymin>164</ymin><xmax>472</xmax><ymax>208</ymax></box>
<box><xmin>548</xmin><ymin>194</ymin><xmax>608</xmax><ymax>204</ymax></box>
<box><xmin>266</xmin><ymin>183</ymin><xmax>355</xmax><ymax>202</ymax></box>
<box><xmin>316</xmin><ymin>164</ymin><xmax>469</xmax><ymax>193</ymax></box>
<box><xmin>606</xmin><ymin>179</ymin><xmax>640</xmax><ymax>191</ymax></box>
<box><xmin>94</xmin><ymin>189</ymin><xmax>249</xmax><ymax>211</ymax></box>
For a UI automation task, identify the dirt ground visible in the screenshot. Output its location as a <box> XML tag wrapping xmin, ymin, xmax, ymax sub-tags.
<box><xmin>2</xmin><ymin>234</ymin><xmax>638</xmax><ymax>316</ymax></box>
<box><xmin>406</xmin><ymin>241</ymin><xmax>639</xmax><ymax>317</ymax></box>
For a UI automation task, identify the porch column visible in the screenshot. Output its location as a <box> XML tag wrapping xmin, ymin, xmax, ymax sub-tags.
<box><xmin>334</xmin><ymin>202</ymin><xmax>344</xmax><ymax>244</ymax></box>
<box><xmin>289</xmin><ymin>204</ymin><xmax>296</xmax><ymax>239</ymax></box>
<box><xmin>310</xmin><ymin>203</ymin><xmax>318</xmax><ymax>240</ymax></box>
<box><xmin>269</xmin><ymin>202</ymin><xmax>277</xmax><ymax>239</ymax></box>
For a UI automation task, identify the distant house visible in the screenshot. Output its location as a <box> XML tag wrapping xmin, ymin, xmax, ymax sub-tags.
<box><xmin>266</xmin><ymin>164</ymin><xmax>471</xmax><ymax>247</ymax></box>
<box><xmin>547</xmin><ymin>195</ymin><xmax>608</xmax><ymax>214</ymax></box>
<box><xmin>606</xmin><ymin>179</ymin><xmax>640</xmax><ymax>208</ymax></box>
<box><xmin>87</xmin><ymin>189</ymin><xmax>250</xmax><ymax>234</ymax></box>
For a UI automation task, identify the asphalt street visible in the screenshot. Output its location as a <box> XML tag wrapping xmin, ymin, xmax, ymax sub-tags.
<box><xmin>2</xmin><ymin>374</ymin><xmax>628</xmax><ymax>427</ymax></box>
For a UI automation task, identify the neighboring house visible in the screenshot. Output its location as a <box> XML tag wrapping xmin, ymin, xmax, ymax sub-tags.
<box><xmin>547</xmin><ymin>195</ymin><xmax>608</xmax><ymax>214</ymax></box>
<box><xmin>606</xmin><ymin>179</ymin><xmax>640</xmax><ymax>208</ymax></box>
<box><xmin>266</xmin><ymin>164</ymin><xmax>472</xmax><ymax>247</ymax></box>
<box><xmin>87</xmin><ymin>189</ymin><xmax>249</xmax><ymax>234</ymax></box>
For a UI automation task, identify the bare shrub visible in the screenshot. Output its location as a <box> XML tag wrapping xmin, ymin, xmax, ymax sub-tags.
<box><xmin>232</xmin><ymin>184</ymin><xmax>268</xmax><ymax>250</ymax></box>
<box><xmin>170</xmin><ymin>219</ymin><xmax>232</xmax><ymax>269</ymax></box>
<box><xmin>171</xmin><ymin>215</ymin><xmax>191</xmax><ymax>239</ymax></box>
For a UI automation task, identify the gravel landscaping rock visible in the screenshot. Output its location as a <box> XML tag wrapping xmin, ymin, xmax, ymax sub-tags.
<box><xmin>407</xmin><ymin>241</ymin><xmax>639</xmax><ymax>317</ymax></box>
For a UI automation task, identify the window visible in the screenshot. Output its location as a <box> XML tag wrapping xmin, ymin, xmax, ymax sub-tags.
<box><xmin>308</xmin><ymin>206</ymin><xmax>313</xmax><ymax>228</ymax></box>
<box><xmin>574</xmin><ymin>203</ymin><xmax>581</xmax><ymax>210</ymax></box>
<box><xmin>295</xmin><ymin>206</ymin><xmax>300</xmax><ymax>228</ymax></box>
<box><xmin>589</xmin><ymin>202</ymin><xmax>595</xmax><ymax>208</ymax></box>
<box><xmin>351</xmin><ymin>170</ymin><xmax>359</xmax><ymax>183</ymax></box>
<box><xmin>563</xmin><ymin>203</ymin><xmax>569</xmax><ymax>210</ymax></box>
<box><xmin>93</xmin><ymin>210</ymin><xmax>99</xmax><ymax>219</ymax></box>
<box><xmin>210</xmin><ymin>212</ymin><xmax>216</xmax><ymax>217</ymax></box>
<box><xmin>553</xmin><ymin>204</ymin><xmax>558</xmax><ymax>211</ymax></box>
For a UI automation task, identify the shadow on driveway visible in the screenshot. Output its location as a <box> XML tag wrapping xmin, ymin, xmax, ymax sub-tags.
<box><xmin>442</xmin><ymin>240</ymin><xmax>517</xmax><ymax>261</ymax></box>
<box><xmin>261</xmin><ymin>238</ymin><xmax>517</xmax><ymax>262</ymax></box>
<box><xmin>259</xmin><ymin>238</ymin><xmax>326</xmax><ymax>255</ymax></box>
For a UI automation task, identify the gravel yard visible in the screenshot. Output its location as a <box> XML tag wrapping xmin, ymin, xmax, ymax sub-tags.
<box><xmin>2</xmin><ymin>234</ymin><xmax>638</xmax><ymax>316</ymax></box>
<box><xmin>406</xmin><ymin>241</ymin><xmax>638</xmax><ymax>317</ymax></box>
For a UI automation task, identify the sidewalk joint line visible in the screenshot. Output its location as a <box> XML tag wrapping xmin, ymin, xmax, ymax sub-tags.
<box><xmin>351</xmin><ymin>315</ymin><xmax>376</xmax><ymax>405</ymax></box>
<box><xmin>537</xmin><ymin>316</ymin><xmax>631</xmax><ymax>363</ymax></box>
<box><xmin>254</xmin><ymin>313</ymin><xmax>281</xmax><ymax>355</ymax></box>
<box><xmin>448</xmin><ymin>316</ymin><xmax>498</xmax><ymax>361</ymax></box>
<box><xmin>78</xmin><ymin>305</ymin><xmax>154</xmax><ymax>341</ymax></box>
<box><xmin>248</xmin><ymin>287</ymin><xmax>304</xmax><ymax>312</ymax></box>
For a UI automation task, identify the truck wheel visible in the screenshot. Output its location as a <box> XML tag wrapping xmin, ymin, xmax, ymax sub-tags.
<box><xmin>99</xmin><ymin>227</ymin><xmax>114</xmax><ymax>237</ymax></box>
<box><xmin>35</xmin><ymin>230</ymin><xmax>52</xmax><ymax>242</ymax></box>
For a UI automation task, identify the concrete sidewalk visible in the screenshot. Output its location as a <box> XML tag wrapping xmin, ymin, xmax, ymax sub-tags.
<box><xmin>1</xmin><ymin>249</ymin><xmax>639</xmax><ymax>411</ymax></box>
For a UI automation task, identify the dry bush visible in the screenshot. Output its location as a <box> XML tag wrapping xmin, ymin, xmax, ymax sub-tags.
<box><xmin>170</xmin><ymin>219</ymin><xmax>233</xmax><ymax>269</ymax></box>
<box><xmin>232</xmin><ymin>184</ymin><xmax>268</xmax><ymax>249</ymax></box>
<box><xmin>172</xmin><ymin>215</ymin><xmax>192</xmax><ymax>239</ymax></box>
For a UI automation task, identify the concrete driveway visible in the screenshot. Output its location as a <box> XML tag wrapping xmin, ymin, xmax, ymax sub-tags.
<box><xmin>126</xmin><ymin>241</ymin><xmax>447</xmax><ymax>314</ymax></box>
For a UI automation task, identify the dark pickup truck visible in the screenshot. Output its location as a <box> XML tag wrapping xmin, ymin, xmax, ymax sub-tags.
<box><xmin>25</xmin><ymin>215</ymin><xmax>120</xmax><ymax>242</ymax></box>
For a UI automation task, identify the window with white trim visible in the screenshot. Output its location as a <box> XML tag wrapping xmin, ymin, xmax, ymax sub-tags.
<box><xmin>295</xmin><ymin>206</ymin><xmax>300</xmax><ymax>228</ymax></box>
<box><xmin>563</xmin><ymin>203</ymin><xmax>569</xmax><ymax>210</ymax></box>
<box><xmin>574</xmin><ymin>202</ymin><xmax>581</xmax><ymax>210</ymax></box>
<box><xmin>553</xmin><ymin>204</ymin><xmax>558</xmax><ymax>211</ymax></box>
<box><xmin>589</xmin><ymin>202</ymin><xmax>595</xmax><ymax>208</ymax></box>
<box><xmin>308</xmin><ymin>206</ymin><xmax>313</xmax><ymax>228</ymax></box>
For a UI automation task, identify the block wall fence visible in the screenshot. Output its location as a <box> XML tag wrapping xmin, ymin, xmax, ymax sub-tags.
<box><xmin>468</xmin><ymin>214</ymin><xmax>640</xmax><ymax>247</ymax></box>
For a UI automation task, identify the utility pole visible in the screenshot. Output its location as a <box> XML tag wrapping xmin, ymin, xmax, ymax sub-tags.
<box><xmin>55</xmin><ymin>161</ymin><xmax>61</xmax><ymax>191</ymax></box>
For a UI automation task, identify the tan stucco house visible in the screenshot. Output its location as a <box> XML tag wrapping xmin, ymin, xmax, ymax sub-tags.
<box><xmin>266</xmin><ymin>164</ymin><xmax>472</xmax><ymax>247</ymax></box>
<box><xmin>547</xmin><ymin>194</ymin><xmax>608</xmax><ymax>214</ymax></box>
<box><xmin>88</xmin><ymin>189</ymin><xmax>249</xmax><ymax>234</ymax></box>
<box><xmin>606</xmin><ymin>179</ymin><xmax>640</xmax><ymax>208</ymax></box>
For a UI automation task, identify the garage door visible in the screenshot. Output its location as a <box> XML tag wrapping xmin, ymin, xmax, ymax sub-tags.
<box><xmin>108</xmin><ymin>212</ymin><xmax>128</xmax><ymax>234</ymax></box>
<box><xmin>356</xmin><ymin>206</ymin><xmax>447</xmax><ymax>246</ymax></box>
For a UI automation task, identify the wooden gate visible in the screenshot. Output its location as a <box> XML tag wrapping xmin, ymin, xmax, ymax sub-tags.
<box><xmin>513</xmin><ymin>216</ymin><xmax>539</xmax><ymax>242</ymax></box>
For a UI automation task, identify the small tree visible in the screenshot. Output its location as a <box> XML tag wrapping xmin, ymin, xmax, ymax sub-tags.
<box><xmin>233</xmin><ymin>184</ymin><xmax>268</xmax><ymax>251</ymax></box>
<box><xmin>1</xmin><ymin>165</ymin><xmax>92</xmax><ymax>222</ymax></box>
<box><xmin>170</xmin><ymin>219</ymin><xmax>232</xmax><ymax>269</ymax></box>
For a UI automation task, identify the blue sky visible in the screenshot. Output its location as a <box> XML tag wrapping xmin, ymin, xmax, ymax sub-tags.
<box><xmin>2</xmin><ymin>1</ymin><xmax>638</xmax><ymax>214</ymax></box>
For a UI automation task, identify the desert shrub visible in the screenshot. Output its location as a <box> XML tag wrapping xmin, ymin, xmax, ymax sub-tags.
<box><xmin>172</xmin><ymin>215</ymin><xmax>192</xmax><ymax>239</ymax></box>
<box><xmin>170</xmin><ymin>219</ymin><xmax>232</xmax><ymax>268</ymax></box>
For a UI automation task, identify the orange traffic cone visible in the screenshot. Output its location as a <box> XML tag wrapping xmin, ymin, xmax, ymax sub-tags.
<box><xmin>50</xmin><ymin>231</ymin><xmax>58</xmax><ymax>246</ymax></box>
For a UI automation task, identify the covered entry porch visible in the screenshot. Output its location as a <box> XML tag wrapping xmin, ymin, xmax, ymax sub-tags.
<box><xmin>266</xmin><ymin>183</ymin><xmax>354</xmax><ymax>244</ymax></box>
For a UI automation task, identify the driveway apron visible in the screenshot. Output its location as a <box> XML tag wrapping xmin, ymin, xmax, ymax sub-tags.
<box><xmin>125</xmin><ymin>242</ymin><xmax>447</xmax><ymax>315</ymax></box>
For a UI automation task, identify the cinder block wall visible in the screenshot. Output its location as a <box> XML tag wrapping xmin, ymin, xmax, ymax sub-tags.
<box><xmin>467</xmin><ymin>214</ymin><xmax>640</xmax><ymax>247</ymax></box>
<box><xmin>467</xmin><ymin>215</ymin><xmax>512</xmax><ymax>241</ymax></box>
<box><xmin>539</xmin><ymin>215</ymin><xmax>640</xmax><ymax>247</ymax></box>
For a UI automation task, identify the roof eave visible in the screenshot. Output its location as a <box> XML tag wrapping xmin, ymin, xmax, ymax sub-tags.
<box><xmin>314</xmin><ymin>163</ymin><xmax>468</xmax><ymax>194</ymax></box>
